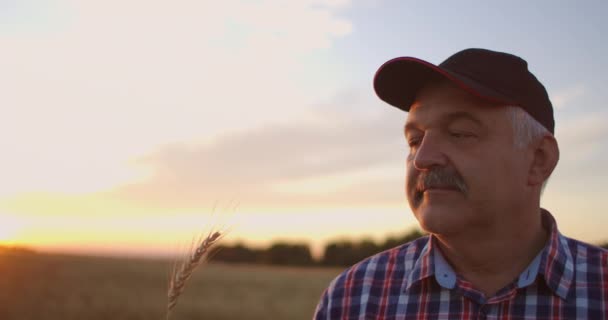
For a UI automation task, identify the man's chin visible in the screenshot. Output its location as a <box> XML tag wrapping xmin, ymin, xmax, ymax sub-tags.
<box><xmin>413</xmin><ymin>206</ymin><xmax>465</xmax><ymax>234</ymax></box>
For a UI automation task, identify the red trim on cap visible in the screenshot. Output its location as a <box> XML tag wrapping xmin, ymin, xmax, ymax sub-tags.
<box><xmin>374</xmin><ymin>57</ymin><xmax>515</xmax><ymax>108</ymax></box>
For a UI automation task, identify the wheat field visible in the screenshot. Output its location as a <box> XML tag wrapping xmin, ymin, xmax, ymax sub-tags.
<box><xmin>0</xmin><ymin>250</ymin><xmax>343</xmax><ymax>320</ymax></box>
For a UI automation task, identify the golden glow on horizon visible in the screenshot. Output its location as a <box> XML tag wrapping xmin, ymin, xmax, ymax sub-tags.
<box><xmin>0</xmin><ymin>213</ymin><xmax>25</xmax><ymax>244</ymax></box>
<box><xmin>2</xmin><ymin>195</ymin><xmax>608</xmax><ymax>257</ymax></box>
<box><xmin>0</xmin><ymin>205</ymin><xmax>417</xmax><ymax>256</ymax></box>
<box><xmin>0</xmin><ymin>191</ymin><xmax>162</xmax><ymax>217</ymax></box>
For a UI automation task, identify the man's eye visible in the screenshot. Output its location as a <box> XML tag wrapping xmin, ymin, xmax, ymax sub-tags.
<box><xmin>408</xmin><ymin>139</ymin><xmax>421</xmax><ymax>147</ymax></box>
<box><xmin>450</xmin><ymin>132</ymin><xmax>475</xmax><ymax>139</ymax></box>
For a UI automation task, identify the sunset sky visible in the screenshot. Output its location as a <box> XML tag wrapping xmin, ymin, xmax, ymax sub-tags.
<box><xmin>2</xmin><ymin>0</ymin><xmax>607</xmax><ymax>258</ymax></box>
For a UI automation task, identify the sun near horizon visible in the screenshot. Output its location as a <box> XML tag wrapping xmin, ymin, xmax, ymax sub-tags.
<box><xmin>0</xmin><ymin>213</ymin><xmax>26</xmax><ymax>247</ymax></box>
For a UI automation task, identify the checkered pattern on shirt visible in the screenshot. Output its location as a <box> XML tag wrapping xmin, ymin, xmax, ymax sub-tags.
<box><xmin>313</xmin><ymin>211</ymin><xmax>608</xmax><ymax>319</ymax></box>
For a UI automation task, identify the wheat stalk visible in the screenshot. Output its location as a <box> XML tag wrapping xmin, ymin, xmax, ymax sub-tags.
<box><xmin>166</xmin><ymin>231</ymin><xmax>222</xmax><ymax>320</ymax></box>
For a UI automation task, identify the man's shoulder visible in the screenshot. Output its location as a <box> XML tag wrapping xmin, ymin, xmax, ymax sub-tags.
<box><xmin>325</xmin><ymin>235</ymin><xmax>430</xmax><ymax>292</ymax></box>
<box><xmin>561</xmin><ymin>235</ymin><xmax>608</xmax><ymax>265</ymax></box>
<box><xmin>313</xmin><ymin>236</ymin><xmax>430</xmax><ymax>319</ymax></box>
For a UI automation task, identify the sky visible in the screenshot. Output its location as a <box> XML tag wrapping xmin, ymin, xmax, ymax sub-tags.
<box><xmin>1</xmin><ymin>0</ymin><xmax>607</xmax><ymax>258</ymax></box>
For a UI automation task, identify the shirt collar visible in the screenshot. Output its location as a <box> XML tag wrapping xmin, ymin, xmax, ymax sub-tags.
<box><xmin>404</xmin><ymin>235</ymin><xmax>457</xmax><ymax>291</ymax></box>
<box><xmin>537</xmin><ymin>208</ymin><xmax>574</xmax><ymax>300</ymax></box>
<box><xmin>404</xmin><ymin>209</ymin><xmax>573</xmax><ymax>300</ymax></box>
<box><xmin>404</xmin><ymin>237</ymin><xmax>434</xmax><ymax>291</ymax></box>
<box><xmin>433</xmin><ymin>243</ymin><xmax>457</xmax><ymax>289</ymax></box>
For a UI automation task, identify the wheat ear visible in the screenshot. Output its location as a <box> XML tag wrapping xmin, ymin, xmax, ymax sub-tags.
<box><xmin>166</xmin><ymin>231</ymin><xmax>222</xmax><ymax>320</ymax></box>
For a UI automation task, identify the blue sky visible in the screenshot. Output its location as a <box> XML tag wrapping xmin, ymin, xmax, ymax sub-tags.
<box><xmin>1</xmin><ymin>0</ymin><xmax>607</xmax><ymax>256</ymax></box>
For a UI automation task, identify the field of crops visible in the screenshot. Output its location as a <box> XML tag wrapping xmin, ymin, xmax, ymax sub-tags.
<box><xmin>0</xmin><ymin>250</ymin><xmax>343</xmax><ymax>320</ymax></box>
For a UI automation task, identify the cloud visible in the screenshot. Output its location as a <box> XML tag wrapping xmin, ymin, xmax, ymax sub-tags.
<box><xmin>551</xmin><ymin>84</ymin><xmax>586</xmax><ymax>109</ymax></box>
<box><xmin>1</xmin><ymin>93</ymin><xmax>408</xmax><ymax>216</ymax></box>
<box><xmin>0</xmin><ymin>0</ymin><xmax>410</xmax><ymax>215</ymax></box>
<box><xmin>0</xmin><ymin>0</ymin><xmax>354</xmax><ymax>197</ymax></box>
<box><xmin>554</xmin><ymin>111</ymin><xmax>608</xmax><ymax>166</ymax></box>
<box><xmin>110</xmin><ymin>93</ymin><xmax>407</xmax><ymax>211</ymax></box>
<box><xmin>531</xmin><ymin>83</ymin><xmax>608</xmax><ymax>189</ymax></box>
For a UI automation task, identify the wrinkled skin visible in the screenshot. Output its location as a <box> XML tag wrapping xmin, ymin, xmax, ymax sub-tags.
<box><xmin>404</xmin><ymin>82</ymin><xmax>531</xmax><ymax>237</ymax></box>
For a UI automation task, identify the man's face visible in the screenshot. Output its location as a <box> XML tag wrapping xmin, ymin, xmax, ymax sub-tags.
<box><xmin>405</xmin><ymin>82</ymin><xmax>529</xmax><ymax>236</ymax></box>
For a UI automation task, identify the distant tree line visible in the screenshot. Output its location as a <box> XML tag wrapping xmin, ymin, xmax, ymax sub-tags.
<box><xmin>320</xmin><ymin>229</ymin><xmax>424</xmax><ymax>266</ymax></box>
<box><xmin>210</xmin><ymin>235</ymin><xmax>608</xmax><ymax>267</ymax></box>
<box><xmin>210</xmin><ymin>242</ymin><xmax>316</xmax><ymax>266</ymax></box>
<box><xmin>0</xmin><ymin>245</ymin><xmax>36</xmax><ymax>255</ymax></box>
<box><xmin>209</xmin><ymin>242</ymin><xmax>315</xmax><ymax>266</ymax></box>
<box><xmin>209</xmin><ymin>229</ymin><xmax>425</xmax><ymax>267</ymax></box>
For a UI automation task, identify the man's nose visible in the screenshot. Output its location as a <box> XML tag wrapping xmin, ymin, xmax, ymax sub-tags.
<box><xmin>412</xmin><ymin>134</ymin><xmax>448</xmax><ymax>170</ymax></box>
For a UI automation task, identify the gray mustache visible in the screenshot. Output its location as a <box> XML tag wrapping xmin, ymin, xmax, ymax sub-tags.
<box><xmin>415</xmin><ymin>169</ymin><xmax>468</xmax><ymax>194</ymax></box>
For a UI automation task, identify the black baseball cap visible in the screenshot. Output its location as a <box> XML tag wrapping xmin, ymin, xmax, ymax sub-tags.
<box><xmin>373</xmin><ymin>48</ymin><xmax>555</xmax><ymax>134</ymax></box>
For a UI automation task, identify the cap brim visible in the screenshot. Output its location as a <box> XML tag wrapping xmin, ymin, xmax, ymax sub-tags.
<box><xmin>373</xmin><ymin>57</ymin><xmax>515</xmax><ymax>111</ymax></box>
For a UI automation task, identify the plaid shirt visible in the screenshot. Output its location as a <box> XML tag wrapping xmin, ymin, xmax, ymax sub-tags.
<box><xmin>314</xmin><ymin>210</ymin><xmax>608</xmax><ymax>319</ymax></box>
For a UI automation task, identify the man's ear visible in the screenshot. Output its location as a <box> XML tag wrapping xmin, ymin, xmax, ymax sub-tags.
<box><xmin>528</xmin><ymin>135</ymin><xmax>560</xmax><ymax>186</ymax></box>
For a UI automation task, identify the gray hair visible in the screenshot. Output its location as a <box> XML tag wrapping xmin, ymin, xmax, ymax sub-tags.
<box><xmin>504</xmin><ymin>106</ymin><xmax>553</xmax><ymax>192</ymax></box>
<box><xmin>505</xmin><ymin>106</ymin><xmax>551</xmax><ymax>148</ymax></box>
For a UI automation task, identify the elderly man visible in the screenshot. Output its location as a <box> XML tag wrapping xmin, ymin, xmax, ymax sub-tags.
<box><xmin>313</xmin><ymin>49</ymin><xmax>608</xmax><ymax>319</ymax></box>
